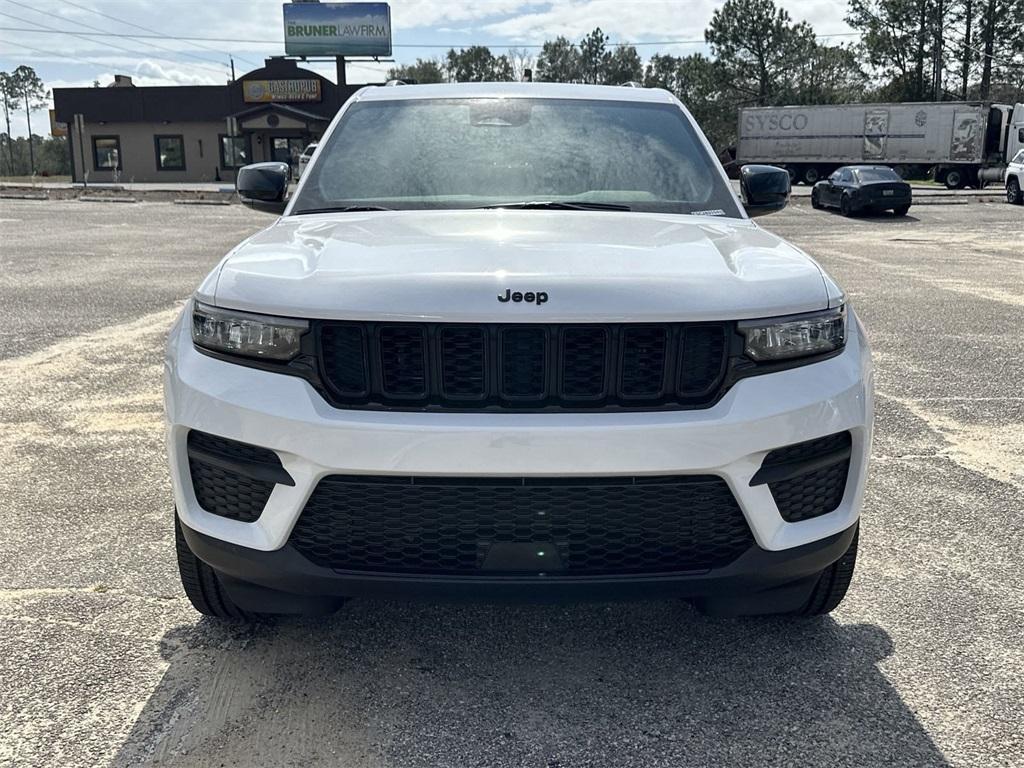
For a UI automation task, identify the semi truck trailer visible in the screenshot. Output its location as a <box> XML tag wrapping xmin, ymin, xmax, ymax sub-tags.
<box><xmin>736</xmin><ymin>101</ymin><xmax>1024</xmax><ymax>188</ymax></box>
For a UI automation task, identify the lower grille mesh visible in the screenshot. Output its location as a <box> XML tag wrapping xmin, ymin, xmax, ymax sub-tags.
<box><xmin>770</xmin><ymin>461</ymin><xmax>850</xmax><ymax>523</ymax></box>
<box><xmin>761</xmin><ymin>432</ymin><xmax>852</xmax><ymax>523</ymax></box>
<box><xmin>186</xmin><ymin>431</ymin><xmax>283</xmax><ymax>523</ymax></box>
<box><xmin>290</xmin><ymin>475</ymin><xmax>753</xmax><ymax>575</ymax></box>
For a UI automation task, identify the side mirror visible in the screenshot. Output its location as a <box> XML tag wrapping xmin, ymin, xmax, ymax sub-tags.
<box><xmin>236</xmin><ymin>162</ymin><xmax>290</xmax><ymax>214</ymax></box>
<box><xmin>740</xmin><ymin>164</ymin><xmax>790</xmax><ymax>218</ymax></box>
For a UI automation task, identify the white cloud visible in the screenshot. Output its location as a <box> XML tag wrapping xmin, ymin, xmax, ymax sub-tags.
<box><xmin>133</xmin><ymin>60</ymin><xmax>222</xmax><ymax>86</ymax></box>
<box><xmin>482</xmin><ymin>1</ymin><xmax>716</xmax><ymax>41</ymax></box>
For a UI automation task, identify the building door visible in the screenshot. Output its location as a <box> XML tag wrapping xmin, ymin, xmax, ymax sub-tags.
<box><xmin>271</xmin><ymin>136</ymin><xmax>306</xmax><ymax>176</ymax></box>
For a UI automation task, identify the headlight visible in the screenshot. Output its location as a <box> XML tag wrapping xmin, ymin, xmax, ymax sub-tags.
<box><xmin>739</xmin><ymin>305</ymin><xmax>846</xmax><ymax>362</ymax></box>
<box><xmin>191</xmin><ymin>302</ymin><xmax>308</xmax><ymax>361</ymax></box>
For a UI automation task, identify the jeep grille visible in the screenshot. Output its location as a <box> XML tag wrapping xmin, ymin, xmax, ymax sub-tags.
<box><xmin>316</xmin><ymin>321</ymin><xmax>729</xmax><ymax>411</ymax></box>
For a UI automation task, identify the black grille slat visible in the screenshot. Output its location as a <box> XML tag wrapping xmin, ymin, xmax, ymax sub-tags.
<box><xmin>561</xmin><ymin>327</ymin><xmax>608</xmax><ymax>399</ymax></box>
<box><xmin>320</xmin><ymin>324</ymin><xmax>368</xmax><ymax>396</ymax></box>
<box><xmin>620</xmin><ymin>326</ymin><xmax>668</xmax><ymax>398</ymax></box>
<box><xmin>290</xmin><ymin>474</ymin><xmax>753</xmax><ymax>575</ymax></box>
<box><xmin>379</xmin><ymin>326</ymin><xmax>428</xmax><ymax>397</ymax></box>
<box><xmin>679</xmin><ymin>326</ymin><xmax>727</xmax><ymax>396</ymax></box>
<box><xmin>440</xmin><ymin>326</ymin><xmax>487</xmax><ymax>399</ymax></box>
<box><xmin>318</xmin><ymin>321</ymin><xmax>729</xmax><ymax>410</ymax></box>
<box><xmin>500</xmin><ymin>327</ymin><xmax>547</xmax><ymax>399</ymax></box>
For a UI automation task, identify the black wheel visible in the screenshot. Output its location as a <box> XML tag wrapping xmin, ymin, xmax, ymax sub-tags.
<box><xmin>1008</xmin><ymin>177</ymin><xmax>1023</xmax><ymax>205</ymax></box>
<box><xmin>803</xmin><ymin>166</ymin><xmax>820</xmax><ymax>185</ymax></box>
<box><xmin>944</xmin><ymin>169</ymin><xmax>964</xmax><ymax>189</ymax></box>
<box><xmin>175</xmin><ymin>514</ymin><xmax>258</xmax><ymax>620</ymax></box>
<box><xmin>810</xmin><ymin>189</ymin><xmax>822</xmax><ymax>209</ymax></box>
<box><xmin>892</xmin><ymin>204</ymin><xmax>911</xmax><ymax>216</ymax></box>
<box><xmin>799</xmin><ymin>526</ymin><xmax>859</xmax><ymax>616</ymax></box>
<box><xmin>840</xmin><ymin>194</ymin><xmax>854</xmax><ymax>217</ymax></box>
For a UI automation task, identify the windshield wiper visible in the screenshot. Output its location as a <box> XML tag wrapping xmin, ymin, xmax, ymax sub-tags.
<box><xmin>475</xmin><ymin>200</ymin><xmax>631</xmax><ymax>211</ymax></box>
<box><xmin>292</xmin><ymin>205</ymin><xmax>393</xmax><ymax>214</ymax></box>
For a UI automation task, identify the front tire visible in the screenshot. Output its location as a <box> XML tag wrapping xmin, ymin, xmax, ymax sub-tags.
<box><xmin>811</xmin><ymin>190</ymin><xmax>822</xmax><ymax>209</ymax></box>
<box><xmin>175</xmin><ymin>515</ymin><xmax>258</xmax><ymax>620</ymax></box>
<box><xmin>799</xmin><ymin>526</ymin><xmax>859</xmax><ymax>615</ymax></box>
<box><xmin>1008</xmin><ymin>177</ymin><xmax>1023</xmax><ymax>205</ymax></box>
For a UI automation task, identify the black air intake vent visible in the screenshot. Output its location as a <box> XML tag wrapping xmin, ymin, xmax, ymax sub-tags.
<box><xmin>751</xmin><ymin>431</ymin><xmax>852</xmax><ymax>523</ymax></box>
<box><xmin>186</xmin><ymin>430</ymin><xmax>292</xmax><ymax>523</ymax></box>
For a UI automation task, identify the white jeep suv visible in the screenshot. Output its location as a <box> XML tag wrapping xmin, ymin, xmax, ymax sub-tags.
<box><xmin>166</xmin><ymin>83</ymin><xmax>872</xmax><ymax>619</ymax></box>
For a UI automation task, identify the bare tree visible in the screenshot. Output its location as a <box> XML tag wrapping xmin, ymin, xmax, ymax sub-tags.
<box><xmin>506</xmin><ymin>48</ymin><xmax>535</xmax><ymax>82</ymax></box>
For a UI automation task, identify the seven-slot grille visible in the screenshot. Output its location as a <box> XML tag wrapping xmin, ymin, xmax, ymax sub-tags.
<box><xmin>317</xmin><ymin>322</ymin><xmax>729</xmax><ymax>410</ymax></box>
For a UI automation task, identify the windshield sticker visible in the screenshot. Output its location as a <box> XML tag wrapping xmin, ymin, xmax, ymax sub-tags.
<box><xmin>692</xmin><ymin>209</ymin><xmax>727</xmax><ymax>216</ymax></box>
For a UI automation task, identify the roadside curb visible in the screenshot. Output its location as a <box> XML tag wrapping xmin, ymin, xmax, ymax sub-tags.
<box><xmin>0</xmin><ymin>192</ymin><xmax>48</xmax><ymax>200</ymax></box>
<box><xmin>1</xmin><ymin>184</ymin><xmax>237</xmax><ymax>204</ymax></box>
<box><xmin>79</xmin><ymin>195</ymin><xmax>138</xmax><ymax>203</ymax></box>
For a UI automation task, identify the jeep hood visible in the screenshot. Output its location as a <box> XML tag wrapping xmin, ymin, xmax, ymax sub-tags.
<box><xmin>206</xmin><ymin>210</ymin><xmax>834</xmax><ymax>322</ymax></box>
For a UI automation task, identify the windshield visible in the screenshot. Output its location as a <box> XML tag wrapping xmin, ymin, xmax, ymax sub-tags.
<box><xmin>291</xmin><ymin>97</ymin><xmax>741</xmax><ymax>217</ymax></box>
<box><xmin>855</xmin><ymin>167</ymin><xmax>901</xmax><ymax>182</ymax></box>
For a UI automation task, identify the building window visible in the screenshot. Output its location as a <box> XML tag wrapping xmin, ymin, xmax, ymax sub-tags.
<box><xmin>155</xmin><ymin>134</ymin><xmax>186</xmax><ymax>171</ymax></box>
<box><xmin>92</xmin><ymin>135</ymin><xmax>121</xmax><ymax>171</ymax></box>
<box><xmin>219</xmin><ymin>134</ymin><xmax>249</xmax><ymax>169</ymax></box>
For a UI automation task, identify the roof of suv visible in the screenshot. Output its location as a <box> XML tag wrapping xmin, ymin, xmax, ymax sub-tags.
<box><xmin>355</xmin><ymin>81</ymin><xmax>677</xmax><ymax>103</ymax></box>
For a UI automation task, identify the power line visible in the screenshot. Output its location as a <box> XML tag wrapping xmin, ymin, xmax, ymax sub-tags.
<box><xmin>0</xmin><ymin>24</ymin><xmax>863</xmax><ymax>48</ymax></box>
<box><xmin>0</xmin><ymin>10</ymin><xmax>231</xmax><ymax>76</ymax></box>
<box><xmin>0</xmin><ymin>1</ymin><xmax>229</xmax><ymax>74</ymax></box>
<box><xmin>57</xmin><ymin>0</ymin><xmax>261</xmax><ymax>69</ymax></box>
<box><xmin>0</xmin><ymin>35</ymin><xmax>110</xmax><ymax>69</ymax></box>
<box><xmin>942</xmin><ymin>24</ymin><xmax>1024</xmax><ymax>68</ymax></box>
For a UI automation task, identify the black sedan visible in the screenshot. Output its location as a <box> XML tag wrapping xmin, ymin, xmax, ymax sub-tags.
<box><xmin>811</xmin><ymin>165</ymin><xmax>912</xmax><ymax>216</ymax></box>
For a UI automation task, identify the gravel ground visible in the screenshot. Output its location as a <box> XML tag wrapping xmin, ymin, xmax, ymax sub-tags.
<box><xmin>0</xmin><ymin>198</ymin><xmax>1021</xmax><ymax>767</ymax></box>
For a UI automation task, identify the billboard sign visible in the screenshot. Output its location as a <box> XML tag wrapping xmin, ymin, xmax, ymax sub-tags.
<box><xmin>243</xmin><ymin>79</ymin><xmax>322</xmax><ymax>103</ymax></box>
<box><xmin>283</xmin><ymin>2</ymin><xmax>392</xmax><ymax>57</ymax></box>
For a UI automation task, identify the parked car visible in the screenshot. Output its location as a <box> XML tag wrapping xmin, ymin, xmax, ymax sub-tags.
<box><xmin>297</xmin><ymin>142</ymin><xmax>318</xmax><ymax>178</ymax></box>
<box><xmin>168</xmin><ymin>83</ymin><xmax>872</xmax><ymax>621</ymax></box>
<box><xmin>1006</xmin><ymin>148</ymin><xmax>1024</xmax><ymax>204</ymax></box>
<box><xmin>812</xmin><ymin>165</ymin><xmax>912</xmax><ymax>216</ymax></box>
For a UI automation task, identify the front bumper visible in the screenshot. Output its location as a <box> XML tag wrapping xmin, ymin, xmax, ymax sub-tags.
<box><xmin>165</xmin><ymin>304</ymin><xmax>873</xmax><ymax>593</ymax></box>
<box><xmin>181</xmin><ymin>518</ymin><xmax>859</xmax><ymax>614</ymax></box>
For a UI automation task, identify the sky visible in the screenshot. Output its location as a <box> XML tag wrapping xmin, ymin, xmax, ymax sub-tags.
<box><xmin>0</xmin><ymin>0</ymin><xmax>857</xmax><ymax>137</ymax></box>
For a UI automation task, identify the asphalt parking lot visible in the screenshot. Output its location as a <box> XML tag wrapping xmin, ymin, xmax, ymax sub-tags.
<box><xmin>1</xmin><ymin>197</ymin><xmax>1022</xmax><ymax>767</ymax></box>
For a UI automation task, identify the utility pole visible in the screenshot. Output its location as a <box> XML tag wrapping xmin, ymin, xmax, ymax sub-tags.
<box><xmin>230</xmin><ymin>56</ymin><xmax>236</xmax><ymax>82</ymax></box>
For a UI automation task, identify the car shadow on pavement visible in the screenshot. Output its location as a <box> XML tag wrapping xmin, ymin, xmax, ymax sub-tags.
<box><xmin>819</xmin><ymin>209</ymin><xmax>923</xmax><ymax>224</ymax></box>
<box><xmin>111</xmin><ymin>600</ymin><xmax>950</xmax><ymax>768</ymax></box>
